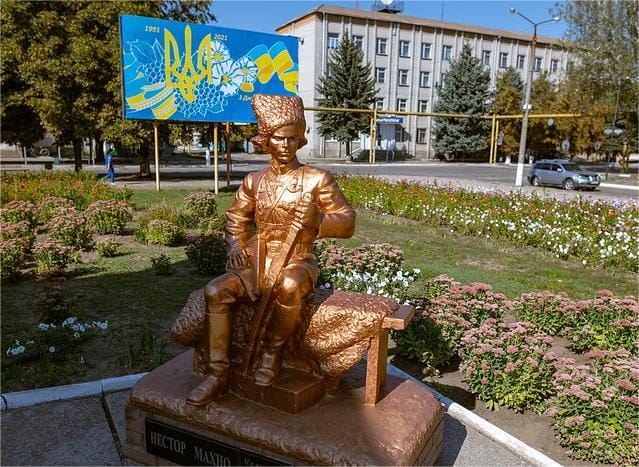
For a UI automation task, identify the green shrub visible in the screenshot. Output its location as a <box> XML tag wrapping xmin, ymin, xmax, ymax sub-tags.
<box><xmin>45</xmin><ymin>209</ymin><xmax>93</xmax><ymax>250</ymax></box>
<box><xmin>143</xmin><ymin>220</ymin><xmax>184</xmax><ymax>246</ymax></box>
<box><xmin>95</xmin><ymin>239</ymin><xmax>120</xmax><ymax>257</ymax></box>
<box><xmin>514</xmin><ymin>291</ymin><xmax>572</xmax><ymax>335</ymax></box>
<box><xmin>0</xmin><ymin>239</ymin><xmax>27</xmax><ymax>281</ymax></box>
<box><xmin>393</xmin><ymin>278</ymin><xmax>510</xmax><ymax>374</ymax></box>
<box><xmin>0</xmin><ymin>221</ymin><xmax>35</xmax><ymax>253</ymax></box>
<box><xmin>183</xmin><ymin>191</ymin><xmax>218</xmax><ymax>227</ymax></box>
<box><xmin>135</xmin><ymin>200</ymin><xmax>186</xmax><ymax>243</ymax></box>
<box><xmin>32</xmin><ymin>239</ymin><xmax>73</xmax><ymax>278</ymax></box>
<box><xmin>36</xmin><ymin>286</ymin><xmax>71</xmax><ymax>325</ymax></box>
<box><xmin>151</xmin><ymin>254</ymin><xmax>174</xmax><ymax>275</ymax></box>
<box><xmin>564</xmin><ymin>291</ymin><xmax>638</xmax><ymax>354</ymax></box>
<box><xmin>459</xmin><ymin>319</ymin><xmax>557</xmax><ymax>413</ymax></box>
<box><xmin>185</xmin><ymin>234</ymin><xmax>227</xmax><ymax>275</ymax></box>
<box><xmin>198</xmin><ymin>215</ymin><xmax>226</xmax><ymax>235</ymax></box>
<box><xmin>548</xmin><ymin>349</ymin><xmax>639</xmax><ymax>464</ymax></box>
<box><xmin>36</xmin><ymin>196</ymin><xmax>76</xmax><ymax>224</ymax></box>
<box><xmin>85</xmin><ymin>200</ymin><xmax>133</xmax><ymax>234</ymax></box>
<box><xmin>0</xmin><ymin>200</ymin><xmax>36</xmax><ymax>227</ymax></box>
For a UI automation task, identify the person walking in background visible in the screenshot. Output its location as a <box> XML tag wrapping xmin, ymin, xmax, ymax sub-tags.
<box><xmin>105</xmin><ymin>149</ymin><xmax>115</xmax><ymax>185</ymax></box>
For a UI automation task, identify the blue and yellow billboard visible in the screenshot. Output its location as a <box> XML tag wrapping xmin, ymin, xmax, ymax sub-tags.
<box><xmin>119</xmin><ymin>14</ymin><xmax>299</xmax><ymax>123</ymax></box>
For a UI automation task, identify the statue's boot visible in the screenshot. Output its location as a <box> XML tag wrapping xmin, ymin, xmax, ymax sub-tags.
<box><xmin>186</xmin><ymin>311</ymin><xmax>231</xmax><ymax>405</ymax></box>
<box><xmin>254</xmin><ymin>300</ymin><xmax>301</xmax><ymax>386</ymax></box>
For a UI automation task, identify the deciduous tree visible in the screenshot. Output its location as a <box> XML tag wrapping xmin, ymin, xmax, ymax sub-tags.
<box><xmin>492</xmin><ymin>67</ymin><xmax>523</xmax><ymax>159</ymax></box>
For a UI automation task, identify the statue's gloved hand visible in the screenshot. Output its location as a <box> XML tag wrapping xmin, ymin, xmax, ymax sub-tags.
<box><xmin>294</xmin><ymin>193</ymin><xmax>322</xmax><ymax>230</ymax></box>
<box><xmin>226</xmin><ymin>246</ymin><xmax>251</xmax><ymax>270</ymax></box>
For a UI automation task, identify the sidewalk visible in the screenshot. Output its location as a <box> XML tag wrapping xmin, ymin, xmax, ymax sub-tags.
<box><xmin>1</xmin><ymin>365</ymin><xmax>558</xmax><ymax>466</ymax></box>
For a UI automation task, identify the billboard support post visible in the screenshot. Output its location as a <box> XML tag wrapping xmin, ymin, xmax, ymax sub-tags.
<box><xmin>153</xmin><ymin>122</ymin><xmax>160</xmax><ymax>191</ymax></box>
<box><xmin>225</xmin><ymin>122</ymin><xmax>231</xmax><ymax>188</ymax></box>
<box><xmin>213</xmin><ymin>123</ymin><xmax>219</xmax><ymax>195</ymax></box>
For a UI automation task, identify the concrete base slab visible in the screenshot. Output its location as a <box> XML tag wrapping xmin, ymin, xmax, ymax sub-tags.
<box><xmin>1</xmin><ymin>397</ymin><xmax>120</xmax><ymax>466</ymax></box>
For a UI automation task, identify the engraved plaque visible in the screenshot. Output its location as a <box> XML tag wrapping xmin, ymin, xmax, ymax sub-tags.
<box><xmin>145</xmin><ymin>419</ymin><xmax>287</xmax><ymax>466</ymax></box>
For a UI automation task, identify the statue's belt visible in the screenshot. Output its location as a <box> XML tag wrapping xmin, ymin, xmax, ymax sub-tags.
<box><xmin>265</xmin><ymin>240</ymin><xmax>312</xmax><ymax>256</ymax></box>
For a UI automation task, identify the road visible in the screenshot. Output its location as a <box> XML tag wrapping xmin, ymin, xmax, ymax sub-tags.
<box><xmin>1</xmin><ymin>156</ymin><xmax>636</xmax><ymax>202</ymax></box>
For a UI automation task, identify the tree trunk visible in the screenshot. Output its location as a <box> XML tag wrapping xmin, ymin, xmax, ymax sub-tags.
<box><xmin>139</xmin><ymin>143</ymin><xmax>151</xmax><ymax>177</ymax></box>
<box><xmin>96</xmin><ymin>139</ymin><xmax>104</xmax><ymax>164</ymax></box>
<box><xmin>73</xmin><ymin>139</ymin><xmax>83</xmax><ymax>172</ymax></box>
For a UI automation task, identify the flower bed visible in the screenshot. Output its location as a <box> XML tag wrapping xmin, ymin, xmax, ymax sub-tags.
<box><xmin>1</xmin><ymin>172</ymin><xmax>132</xmax><ymax>209</ymax></box>
<box><xmin>460</xmin><ymin>319</ymin><xmax>557</xmax><ymax>413</ymax></box>
<box><xmin>549</xmin><ymin>349</ymin><xmax>638</xmax><ymax>464</ymax></box>
<box><xmin>315</xmin><ymin>241</ymin><xmax>419</xmax><ymax>301</ymax></box>
<box><xmin>393</xmin><ymin>277</ymin><xmax>511</xmax><ymax>374</ymax></box>
<box><xmin>337</xmin><ymin>176</ymin><xmax>639</xmax><ymax>272</ymax></box>
<box><xmin>515</xmin><ymin>290</ymin><xmax>638</xmax><ymax>354</ymax></box>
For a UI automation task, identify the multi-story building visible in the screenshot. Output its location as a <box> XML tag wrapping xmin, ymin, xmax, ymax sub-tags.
<box><xmin>276</xmin><ymin>3</ymin><xmax>569</xmax><ymax>159</ymax></box>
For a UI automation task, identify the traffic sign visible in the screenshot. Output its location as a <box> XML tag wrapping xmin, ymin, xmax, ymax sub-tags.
<box><xmin>561</xmin><ymin>139</ymin><xmax>570</xmax><ymax>153</ymax></box>
<box><xmin>594</xmin><ymin>141</ymin><xmax>602</xmax><ymax>151</ymax></box>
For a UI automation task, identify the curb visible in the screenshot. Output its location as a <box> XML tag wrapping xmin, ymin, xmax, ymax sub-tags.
<box><xmin>387</xmin><ymin>364</ymin><xmax>561</xmax><ymax>467</ymax></box>
<box><xmin>0</xmin><ymin>372</ymin><xmax>147</xmax><ymax>411</ymax></box>
<box><xmin>3</xmin><ymin>366</ymin><xmax>559</xmax><ymax>466</ymax></box>
<box><xmin>600</xmin><ymin>182</ymin><xmax>638</xmax><ymax>190</ymax></box>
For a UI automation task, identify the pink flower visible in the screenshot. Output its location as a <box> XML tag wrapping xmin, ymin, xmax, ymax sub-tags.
<box><xmin>506</xmin><ymin>345</ymin><xmax>518</xmax><ymax>354</ymax></box>
<box><xmin>591</xmin><ymin>400</ymin><xmax>607</xmax><ymax>409</ymax></box>
<box><xmin>504</xmin><ymin>363</ymin><xmax>515</xmax><ymax>373</ymax></box>
<box><xmin>481</xmin><ymin>377</ymin><xmax>489</xmax><ymax>385</ymax></box>
<box><xmin>617</xmin><ymin>378</ymin><xmax>635</xmax><ymax>391</ymax></box>
<box><xmin>481</xmin><ymin>360</ymin><xmax>490</xmax><ymax>371</ymax></box>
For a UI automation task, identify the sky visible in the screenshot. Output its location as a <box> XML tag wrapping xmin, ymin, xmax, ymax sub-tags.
<box><xmin>210</xmin><ymin>0</ymin><xmax>567</xmax><ymax>39</ymax></box>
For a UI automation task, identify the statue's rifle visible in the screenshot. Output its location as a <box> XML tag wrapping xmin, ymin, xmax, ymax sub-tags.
<box><xmin>242</xmin><ymin>192</ymin><xmax>312</xmax><ymax>376</ymax></box>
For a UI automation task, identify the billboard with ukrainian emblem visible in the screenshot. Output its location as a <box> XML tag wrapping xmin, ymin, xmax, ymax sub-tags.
<box><xmin>119</xmin><ymin>15</ymin><xmax>299</xmax><ymax>123</ymax></box>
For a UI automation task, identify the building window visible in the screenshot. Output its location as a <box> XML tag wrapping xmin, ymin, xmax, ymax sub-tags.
<box><xmin>419</xmin><ymin>71</ymin><xmax>430</xmax><ymax>87</ymax></box>
<box><xmin>516</xmin><ymin>54</ymin><xmax>525</xmax><ymax>69</ymax></box>
<box><xmin>375</xmin><ymin>98</ymin><xmax>384</xmax><ymax>110</ymax></box>
<box><xmin>376</xmin><ymin>37</ymin><xmax>387</xmax><ymax>55</ymax></box>
<box><xmin>352</xmin><ymin>35</ymin><xmax>363</xmax><ymax>51</ymax></box>
<box><xmin>399</xmin><ymin>40</ymin><xmax>410</xmax><ymax>57</ymax></box>
<box><xmin>375</xmin><ymin>67</ymin><xmax>386</xmax><ymax>83</ymax></box>
<box><xmin>482</xmin><ymin>50</ymin><xmax>491</xmax><ymax>66</ymax></box>
<box><xmin>534</xmin><ymin>57</ymin><xmax>542</xmax><ymax>71</ymax></box>
<box><xmin>421</xmin><ymin>42</ymin><xmax>431</xmax><ymax>59</ymax></box>
<box><xmin>442</xmin><ymin>45</ymin><xmax>452</xmax><ymax>61</ymax></box>
<box><xmin>499</xmin><ymin>52</ymin><xmax>508</xmax><ymax>68</ymax></box>
<box><xmin>327</xmin><ymin>33</ymin><xmax>339</xmax><ymax>49</ymax></box>
<box><xmin>417</xmin><ymin>128</ymin><xmax>428</xmax><ymax>144</ymax></box>
<box><xmin>395</xmin><ymin>126</ymin><xmax>406</xmax><ymax>143</ymax></box>
<box><xmin>396</xmin><ymin>99</ymin><xmax>407</xmax><ymax>112</ymax></box>
<box><xmin>551</xmin><ymin>59</ymin><xmax>559</xmax><ymax>73</ymax></box>
<box><xmin>418</xmin><ymin>100</ymin><xmax>428</xmax><ymax>113</ymax></box>
<box><xmin>398</xmin><ymin>69</ymin><xmax>409</xmax><ymax>86</ymax></box>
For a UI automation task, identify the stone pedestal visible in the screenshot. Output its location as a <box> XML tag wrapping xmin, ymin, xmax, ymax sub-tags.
<box><xmin>123</xmin><ymin>351</ymin><xmax>443</xmax><ymax>465</ymax></box>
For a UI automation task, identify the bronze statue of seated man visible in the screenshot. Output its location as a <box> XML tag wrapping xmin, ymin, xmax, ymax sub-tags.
<box><xmin>186</xmin><ymin>94</ymin><xmax>356</xmax><ymax>406</ymax></box>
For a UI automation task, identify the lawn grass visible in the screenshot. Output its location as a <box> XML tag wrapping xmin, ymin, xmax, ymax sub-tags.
<box><xmin>1</xmin><ymin>188</ymin><xmax>636</xmax><ymax>392</ymax></box>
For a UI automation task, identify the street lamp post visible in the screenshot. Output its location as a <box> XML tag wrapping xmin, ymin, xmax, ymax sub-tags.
<box><xmin>510</xmin><ymin>7</ymin><xmax>560</xmax><ymax>187</ymax></box>
<box><xmin>603</xmin><ymin>78</ymin><xmax>625</xmax><ymax>180</ymax></box>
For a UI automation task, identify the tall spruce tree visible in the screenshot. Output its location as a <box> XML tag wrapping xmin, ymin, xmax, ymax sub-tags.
<box><xmin>492</xmin><ymin>67</ymin><xmax>523</xmax><ymax>159</ymax></box>
<box><xmin>315</xmin><ymin>31</ymin><xmax>376</xmax><ymax>159</ymax></box>
<box><xmin>432</xmin><ymin>42</ymin><xmax>491</xmax><ymax>160</ymax></box>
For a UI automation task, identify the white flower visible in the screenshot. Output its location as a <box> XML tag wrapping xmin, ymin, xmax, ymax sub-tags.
<box><xmin>236</xmin><ymin>55</ymin><xmax>258</xmax><ymax>84</ymax></box>
<box><xmin>62</xmin><ymin>316</ymin><xmax>77</xmax><ymax>327</ymax></box>
<box><xmin>211</xmin><ymin>60</ymin><xmax>243</xmax><ymax>96</ymax></box>
<box><xmin>209</xmin><ymin>40</ymin><xmax>231</xmax><ymax>65</ymax></box>
<box><xmin>49</xmin><ymin>346</ymin><xmax>56</xmax><ymax>353</ymax></box>
<box><xmin>7</xmin><ymin>345</ymin><xmax>26</xmax><ymax>356</ymax></box>
<box><xmin>38</xmin><ymin>323</ymin><xmax>50</xmax><ymax>331</ymax></box>
<box><xmin>94</xmin><ymin>321</ymin><xmax>109</xmax><ymax>331</ymax></box>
